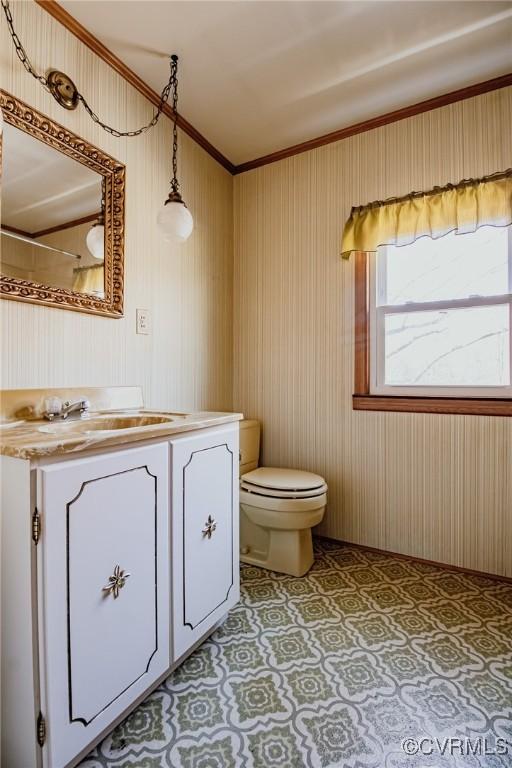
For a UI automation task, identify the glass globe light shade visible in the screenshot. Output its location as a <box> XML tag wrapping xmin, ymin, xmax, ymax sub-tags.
<box><xmin>86</xmin><ymin>223</ymin><xmax>105</xmax><ymax>260</ymax></box>
<box><xmin>156</xmin><ymin>200</ymin><xmax>194</xmax><ymax>243</ymax></box>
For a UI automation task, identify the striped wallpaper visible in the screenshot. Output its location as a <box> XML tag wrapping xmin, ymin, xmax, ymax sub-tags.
<box><xmin>234</xmin><ymin>87</ymin><xmax>512</xmax><ymax>577</ymax></box>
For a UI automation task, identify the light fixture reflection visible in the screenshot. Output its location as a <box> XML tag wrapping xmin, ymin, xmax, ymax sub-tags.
<box><xmin>86</xmin><ymin>222</ymin><xmax>105</xmax><ymax>260</ymax></box>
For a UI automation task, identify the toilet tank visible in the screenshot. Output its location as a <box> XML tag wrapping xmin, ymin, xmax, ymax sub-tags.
<box><xmin>239</xmin><ymin>419</ymin><xmax>261</xmax><ymax>475</ymax></box>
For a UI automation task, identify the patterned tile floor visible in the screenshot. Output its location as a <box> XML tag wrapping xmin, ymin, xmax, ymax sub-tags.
<box><xmin>82</xmin><ymin>539</ymin><xmax>512</xmax><ymax>768</ymax></box>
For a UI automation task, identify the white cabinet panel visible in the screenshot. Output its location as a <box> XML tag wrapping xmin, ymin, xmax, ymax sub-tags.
<box><xmin>68</xmin><ymin>468</ymin><xmax>158</xmax><ymax>723</ymax></box>
<box><xmin>170</xmin><ymin>425</ymin><xmax>239</xmax><ymax>660</ymax></box>
<box><xmin>37</xmin><ymin>444</ymin><xmax>170</xmax><ymax>768</ymax></box>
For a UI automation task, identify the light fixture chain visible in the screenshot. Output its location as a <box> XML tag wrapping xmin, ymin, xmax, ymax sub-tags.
<box><xmin>1</xmin><ymin>0</ymin><xmax>48</xmax><ymax>88</ymax></box>
<box><xmin>170</xmin><ymin>55</ymin><xmax>180</xmax><ymax>195</ymax></box>
<box><xmin>1</xmin><ymin>0</ymin><xmax>177</xmax><ymax>138</ymax></box>
<box><xmin>76</xmin><ymin>71</ymin><xmax>174</xmax><ymax>138</ymax></box>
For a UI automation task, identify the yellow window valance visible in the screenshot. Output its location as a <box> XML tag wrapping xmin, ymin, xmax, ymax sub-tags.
<box><xmin>341</xmin><ymin>169</ymin><xmax>512</xmax><ymax>259</ymax></box>
<box><xmin>72</xmin><ymin>264</ymin><xmax>105</xmax><ymax>296</ymax></box>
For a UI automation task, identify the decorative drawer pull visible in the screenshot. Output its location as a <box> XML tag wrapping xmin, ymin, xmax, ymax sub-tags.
<box><xmin>103</xmin><ymin>564</ymin><xmax>130</xmax><ymax>599</ymax></box>
<box><xmin>202</xmin><ymin>515</ymin><xmax>217</xmax><ymax>539</ymax></box>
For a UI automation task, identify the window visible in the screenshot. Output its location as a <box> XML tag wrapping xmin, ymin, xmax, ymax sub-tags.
<box><xmin>353</xmin><ymin>226</ymin><xmax>512</xmax><ymax>415</ymax></box>
<box><xmin>371</xmin><ymin>226</ymin><xmax>512</xmax><ymax>396</ymax></box>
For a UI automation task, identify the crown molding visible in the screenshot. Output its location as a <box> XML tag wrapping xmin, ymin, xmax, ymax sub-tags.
<box><xmin>35</xmin><ymin>0</ymin><xmax>236</xmax><ymax>174</ymax></box>
<box><xmin>234</xmin><ymin>72</ymin><xmax>512</xmax><ymax>174</ymax></box>
<box><xmin>34</xmin><ymin>2</ymin><xmax>511</xmax><ymax>177</ymax></box>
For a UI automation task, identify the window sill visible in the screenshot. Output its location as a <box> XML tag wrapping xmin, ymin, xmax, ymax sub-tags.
<box><xmin>352</xmin><ymin>395</ymin><xmax>512</xmax><ymax>416</ymax></box>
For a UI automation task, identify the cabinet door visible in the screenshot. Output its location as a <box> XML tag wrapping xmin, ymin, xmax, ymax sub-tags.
<box><xmin>37</xmin><ymin>443</ymin><xmax>170</xmax><ymax>768</ymax></box>
<box><xmin>170</xmin><ymin>424</ymin><xmax>239</xmax><ymax>660</ymax></box>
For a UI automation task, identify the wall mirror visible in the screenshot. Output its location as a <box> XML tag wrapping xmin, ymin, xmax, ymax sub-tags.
<box><xmin>0</xmin><ymin>91</ymin><xmax>125</xmax><ymax>317</ymax></box>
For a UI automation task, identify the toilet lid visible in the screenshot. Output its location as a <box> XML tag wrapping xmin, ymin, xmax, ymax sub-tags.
<box><xmin>241</xmin><ymin>467</ymin><xmax>326</xmax><ymax>493</ymax></box>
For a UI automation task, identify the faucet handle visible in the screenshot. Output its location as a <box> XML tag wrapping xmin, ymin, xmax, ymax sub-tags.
<box><xmin>43</xmin><ymin>397</ymin><xmax>63</xmax><ymax>420</ymax></box>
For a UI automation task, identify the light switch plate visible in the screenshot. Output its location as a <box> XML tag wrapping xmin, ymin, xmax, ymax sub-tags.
<box><xmin>136</xmin><ymin>308</ymin><xmax>150</xmax><ymax>335</ymax></box>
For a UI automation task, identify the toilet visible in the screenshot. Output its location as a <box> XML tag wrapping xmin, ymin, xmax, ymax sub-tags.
<box><xmin>239</xmin><ymin>420</ymin><xmax>327</xmax><ymax>577</ymax></box>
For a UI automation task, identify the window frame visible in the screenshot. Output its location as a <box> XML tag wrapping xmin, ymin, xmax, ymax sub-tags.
<box><xmin>352</xmin><ymin>236</ymin><xmax>512</xmax><ymax>415</ymax></box>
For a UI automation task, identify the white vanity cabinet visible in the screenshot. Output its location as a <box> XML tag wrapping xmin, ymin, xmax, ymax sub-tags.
<box><xmin>37</xmin><ymin>443</ymin><xmax>171</xmax><ymax>768</ymax></box>
<box><xmin>1</xmin><ymin>420</ymin><xmax>240</xmax><ymax>768</ymax></box>
<box><xmin>170</xmin><ymin>424</ymin><xmax>240</xmax><ymax>659</ymax></box>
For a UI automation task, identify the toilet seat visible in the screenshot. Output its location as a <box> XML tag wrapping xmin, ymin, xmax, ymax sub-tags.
<box><xmin>240</xmin><ymin>481</ymin><xmax>327</xmax><ymax>499</ymax></box>
<box><xmin>239</xmin><ymin>487</ymin><xmax>327</xmax><ymax>513</ymax></box>
<box><xmin>241</xmin><ymin>467</ymin><xmax>326</xmax><ymax>502</ymax></box>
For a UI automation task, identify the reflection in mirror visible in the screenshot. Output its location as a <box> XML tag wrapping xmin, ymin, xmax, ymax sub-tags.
<box><xmin>1</xmin><ymin>122</ymin><xmax>105</xmax><ymax>298</ymax></box>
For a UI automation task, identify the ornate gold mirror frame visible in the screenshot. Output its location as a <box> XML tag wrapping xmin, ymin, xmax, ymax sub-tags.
<box><xmin>0</xmin><ymin>91</ymin><xmax>125</xmax><ymax>318</ymax></box>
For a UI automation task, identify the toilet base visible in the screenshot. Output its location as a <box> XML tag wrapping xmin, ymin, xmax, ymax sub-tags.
<box><xmin>241</xmin><ymin>528</ymin><xmax>314</xmax><ymax>577</ymax></box>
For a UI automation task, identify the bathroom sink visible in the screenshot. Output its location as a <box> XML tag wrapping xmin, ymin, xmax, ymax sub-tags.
<box><xmin>38</xmin><ymin>414</ymin><xmax>177</xmax><ymax>435</ymax></box>
<box><xmin>87</xmin><ymin>415</ymin><xmax>176</xmax><ymax>430</ymax></box>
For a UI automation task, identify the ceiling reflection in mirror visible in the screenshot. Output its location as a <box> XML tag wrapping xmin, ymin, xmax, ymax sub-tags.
<box><xmin>1</xmin><ymin>122</ymin><xmax>105</xmax><ymax>298</ymax></box>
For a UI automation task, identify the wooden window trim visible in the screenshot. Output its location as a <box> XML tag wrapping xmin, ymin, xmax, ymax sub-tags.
<box><xmin>353</xmin><ymin>251</ymin><xmax>512</xmax><ymax>416</ymax></box>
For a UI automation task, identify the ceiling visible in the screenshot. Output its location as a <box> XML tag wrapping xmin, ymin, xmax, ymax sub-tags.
<box><xmin>59</xmin><ymin>1</ymin><xmax>512</xmax><ymax>166</ymax></box>
<box><xmin>2</xmin><ymin>123</ymin><xmax>102</xmax><ymax>233</ymax></box>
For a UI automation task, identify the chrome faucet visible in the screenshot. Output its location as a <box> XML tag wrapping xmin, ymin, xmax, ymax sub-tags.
<box><xmin>43</xmin><ymin>397</ymin><xmax>91</xmax><ymax>421</ymax></box>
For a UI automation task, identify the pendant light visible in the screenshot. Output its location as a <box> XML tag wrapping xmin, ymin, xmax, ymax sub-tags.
<box><xmin>86</xmin><ymin>178</ymin><xmax>105</xmax><ymax>260</ymax></box>
<box><xmin>156</xmin><ymin>55</ymin><xmax>194</xmax><ymax>244</ymax></box>
<box><xmin>3</xmin><ymin>0</ymin><xmax>194</xmax><ymax>243</ymax></box>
